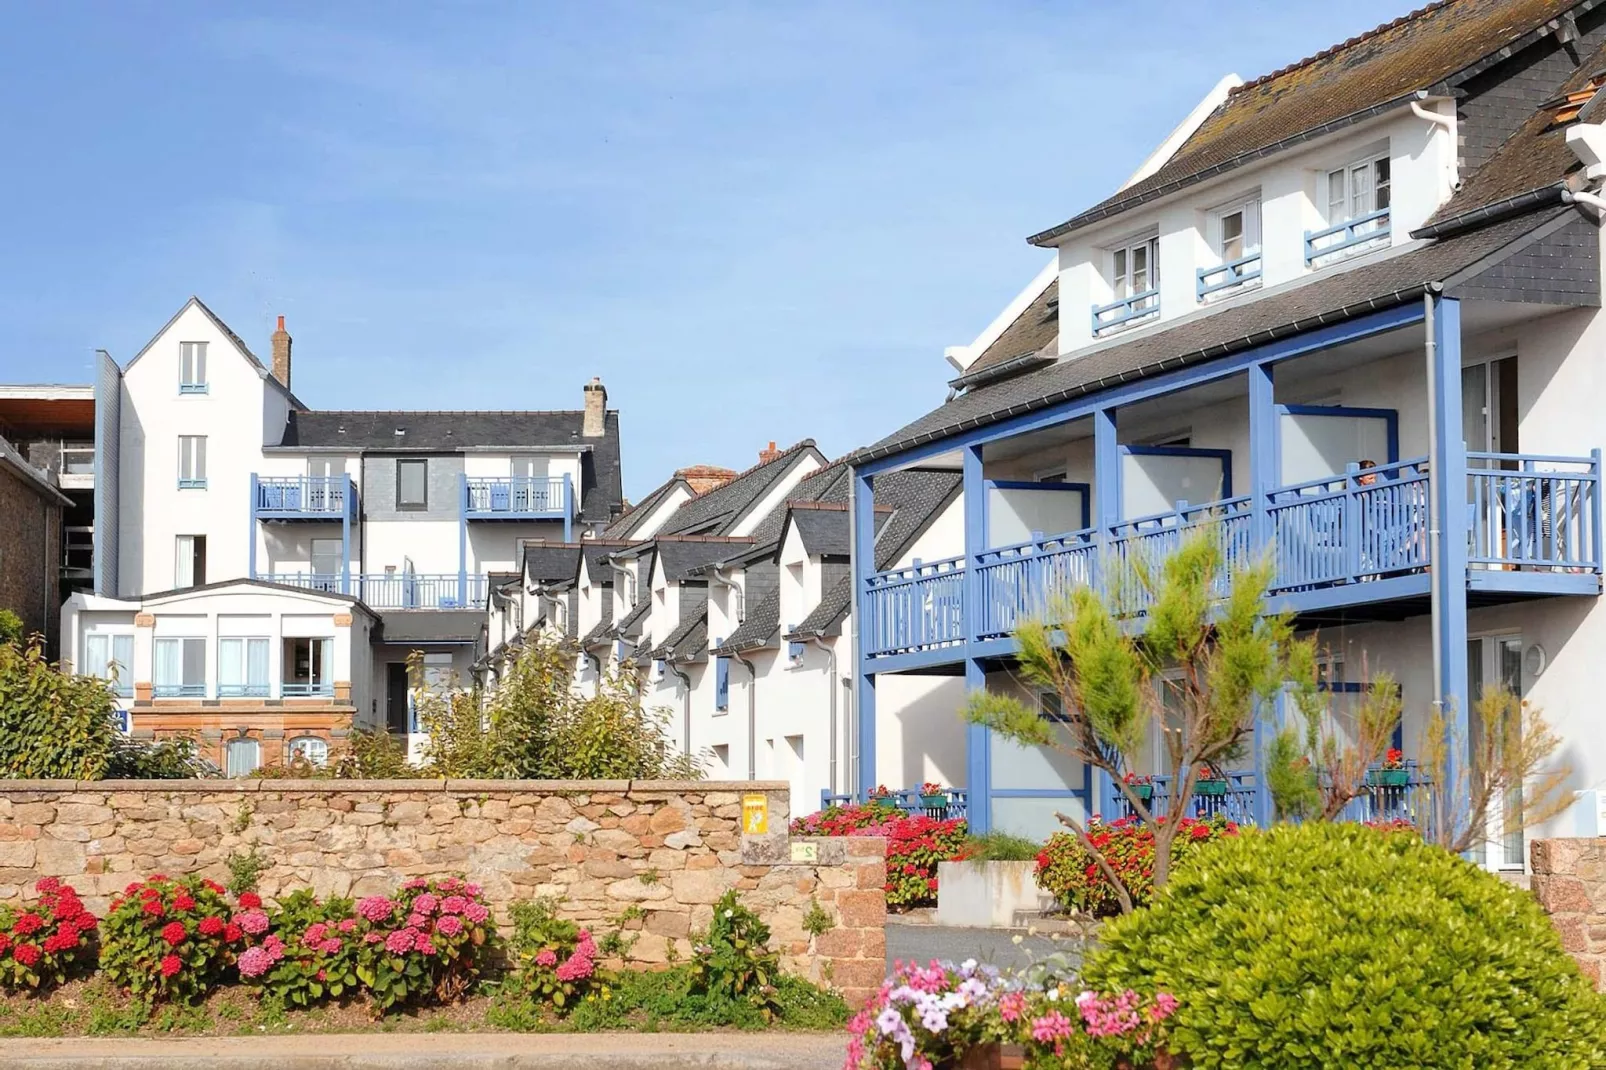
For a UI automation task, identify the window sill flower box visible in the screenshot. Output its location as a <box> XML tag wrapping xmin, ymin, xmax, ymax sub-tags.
<box><xmin>1367</xmin><ymin>769</ymin><xmax>1411</xmax><ymax>787</ymax></box>
<box><xmin>919</xmin><ymin>782</ymin><xmax>949</xmax><ymax>809</ymax></box>
<box><xmin>1195</xmin><ymin>779</ymin><xmax>1229</xmax><ymax>797</ymax></box>
<box><xmin>1129</xmin><ymin>783</ymin><xmax>1154</xmax><ymax>802</ymax></box>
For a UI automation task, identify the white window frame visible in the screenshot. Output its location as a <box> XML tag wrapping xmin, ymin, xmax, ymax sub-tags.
<box><xmin>1209</xmin><ymin>196</ymin><xmax>1261</xmax><ymax>264</ymax></box>
<box><xmin>287</xmin><ymin>735</ymin><xmax>329</xmax><ymax>767</ymax></box>
<box><xmin>153</xmin><ymin>636</ymin><xmax>206</xmax><ymax>698</ymax></box>
<box><xmin>177</xmin><ymin>435</ymin><xmax>207</xmax><ymax>489</ymax></box>
<box><xmin>396</xmin><ymin>458</ymin><xmax>428</xmax><ymax>510</ymax></box>
<box><xmin>175</xmin><ymin>534</ymin><xmax>205</xmax><ymax>589</ymax></box>
<box><xmin>1110</xmin><ymin>235</ymin><xmax>1160</xmax><ymax>302</ymax></box>
<box><xmin>218</xmin><ymin>636</ymin><xmax>271</xmax><ymax>698</ymax></box>
<box><xmin>179</xmin><ymin>342</ymin><xmax>208</xmax><ymax>393</ymax></box>
<box><xmin>1325</xmin><ymin>154</ymin><xmax>1391</xmax><ymax>227</ymax></box>
<box><xmin>225</xmin><ymin>738</ymin><xmax>261</xmax><ymax>778</ymax></box>
<box><xmin>83</xmin><ymin>633</ymin><xmax>135</xmax><ymax>698</ymax></box>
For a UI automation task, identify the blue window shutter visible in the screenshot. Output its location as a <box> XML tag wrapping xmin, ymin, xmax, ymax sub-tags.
<box><xmin>715</xmin><ymin>638</ymin><xmax>729</xmax><ymax>711</ymax></box>
<box><xmin>787</xmin><ymin>624</ymin><xmax>802</xmax><ymax>660</ymax></box>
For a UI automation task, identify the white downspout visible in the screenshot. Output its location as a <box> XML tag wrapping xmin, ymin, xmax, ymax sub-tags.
<box><xmin>1410</xmin><ymin>98</ymin><xmax>1454</xmax><ymax>131</ymax></box>
<box><xmin>806</xmin><ymin>636</ymin><xmax>838</xmax><ymax>797</ymax></box>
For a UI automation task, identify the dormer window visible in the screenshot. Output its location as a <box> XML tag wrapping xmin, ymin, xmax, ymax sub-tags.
<box><xmin>1307</xmin><ymin>153</ymin><xmax>1391</xmax><ymax>265</ymax></box>
<box><xmin>1093</xmin><ymin>235</ymin><xmax>1160</xmax><ymax>336</ymax></box>
<box><xmin>1198</xmin><ymin>196</ymin><xmax>1262</xmax><ymax>301</ymax></box>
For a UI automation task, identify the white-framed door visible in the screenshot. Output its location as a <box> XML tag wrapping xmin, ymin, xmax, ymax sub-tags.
<box><xmin>1467</xmin><ymin>633</ymin><xmax>1525</xmax><ymax>870</ymax></box>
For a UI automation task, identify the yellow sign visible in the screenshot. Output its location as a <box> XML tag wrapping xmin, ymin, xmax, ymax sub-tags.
<box><xmin>741</xmin><ymin>793</ymin><xmax>769</xmax><ymax>835</ymax></box>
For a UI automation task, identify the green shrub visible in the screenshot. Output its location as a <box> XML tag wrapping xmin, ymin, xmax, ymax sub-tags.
<box><xmin>0</xmin><ymin>639</ymin><xmax>121</xmax><ymax>779</ymax></box>
<box><xmin>496</xmin><ymin>898</ymin><xmax>605</xmax><ymax>1016</ymax></box>
<box><xmin>100</xmin><ymin>875</ymin><xmax>245</xmax><ymax>1004</ymax></box>
<box><xmin>689</xmin><ymin>891</ymin><xmax>780</xmax><ymax>1020</ymax></box>
<box><xmin>1084</xmin><ymin>823</ymin><xmax>1606</xmax><ymax>1069</ymax></box>
<box><xmin>0</xmin><ymin>609</ymin><xmax>23</xmax><ymax>645</ymax></box>
<box><xmin>238</xmin><ymin>890</ymin><xmax>361</xmax><ymax>1008</ymax></box>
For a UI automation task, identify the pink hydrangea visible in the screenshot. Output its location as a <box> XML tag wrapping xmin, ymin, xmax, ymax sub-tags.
<box><xmin>262</xmin><ymin>935</ymin><xmax>286</xmax><ymax>961</ymax></box>
<box><xmin>439</xmin><ymin>895</ymin><xmax>468</xmax><ymax>915</ymax></box>
<box><xmin>407</xmin><ymin>913</ymin><xmax>429</xmax><ymax>929</ymax></box>
<box><xmin>385</xmin><ymin>928</ymin><xmax>419</xmax><ymax>955</ymax></box>
<box><xmin>304</xmin><ymin>922</ymin><xmax>328</xmax><ymax>944</ymax></box>
<box><xmin>438</xmin><ymin>877</ymin><xmax>461</xmax><ymax>892</ymax></box>
<box><xmin>463</xmin><ymin>902</ymin><xmax>489</xmax><ymax>924</ymax></box>
<box><xmin>555</xmin><ymin>949</ymin><xmax>594</xmax><ymax>982</ymax></box>
<box><xmin>319</xmin><ymin>938</ymin><xmax>343</xmax><ymax>955</ymax></box>
<box><xmin>463</xmin><ymin>883</ymin><xmax>482</xmax><ymax>898</ymax></box>
<box><xmin>434</xmin><ymin>915</ymin><xmax>463</xmax><ymax>937</ymax></box>
<box><xmin>402</xmin><ymin>878</ymin><xmax>429</xmax><ymax>891</ymax></box>
<box><xmin>337</xmin><ymin>918</ymin><xmax>357</xmax><ymax>934</ymax></box>
<box><xmin>357</xmin><ymin>896</ymin><xmax>397</xmax><ymax>923</ymax></box>
<box><xmin>238</xmin><ymin>946</ymin><xmax>274</xmax><ymax>978</ymax></box>
<box><xmin>236</xmin><ymin>909</ymin><xmax>270</xmax><ymax>936</ymax></box>
<box><xmin>533</xmin><ymin>948</ymin><xmax>558</xmax><ymax>968</ymax></box>
<box><xmin>413</xmin><ymin>893</ymin><xmax>439</xmax><ymax>915</ymax></box>
<box><xmin>416</xmin><ymin>937</ymin><xmax>436</xmax><ymax>956</ymax></box>
<box><xmin>363</xmin><ymin>931</ymin><xmax>383</xmax><ymax>944</ymax></box>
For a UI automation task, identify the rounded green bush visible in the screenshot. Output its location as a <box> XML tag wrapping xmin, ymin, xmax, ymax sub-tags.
<box><xmin>1084</xmin><ymin>823</ymin><xmax>1605</xmax><ymax>1069</ymax></box>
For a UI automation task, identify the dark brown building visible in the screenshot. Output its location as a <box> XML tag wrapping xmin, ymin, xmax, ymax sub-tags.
<box><xmin>0</xmin><ymin>435</ymin><xmax>69</xmax><ymax>649</ymax></box>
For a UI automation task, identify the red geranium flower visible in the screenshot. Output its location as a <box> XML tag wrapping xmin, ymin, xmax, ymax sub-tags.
<box><xmin>159</xmin><ymin>953</ymin><xmax>182</xmax><ymax>977</ymax></box>
<box><xmin>161</xmin><ymin>921</ymin><xmax>188</xmax><ymax>946</ymax></box>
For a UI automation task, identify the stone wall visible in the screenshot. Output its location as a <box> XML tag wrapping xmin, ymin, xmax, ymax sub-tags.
<box><xmin>0</xmin><ymin>779</ymin><xmax>888</xmax><ymax>1006</ymax></box>
<box><xmin>1531</xmin><ymin>837</ymin><xmax>1606</xmax><ymax>990</ymax></box>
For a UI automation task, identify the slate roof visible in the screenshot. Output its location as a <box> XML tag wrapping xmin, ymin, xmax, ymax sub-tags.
<box><xmin>863</xmin><ymin>207</ymin><xmax>1568</xmax><ymax>462</ymax></box>
<box><xmin>615</xmin><ymin>598</ymin><xmax>651</xmax><ymax>638</ymax></box>
<box><xmin>581</xmin><ymin>618</ymin><xmax>614</xmax><ymax>648</ymax></box>
<box><xmin>523</xmin><ymin>544</ymin><xmax>582</xmax><ymax>586</ymax></box>
<box><xmin>273</xmin><ymin>410</ymin><xmax>624</xmax><ymax>525</ymax></box>
<box><xmin>603</xmin><ymin>474</ymin><xmax>689</xmax><ymax>539</ymax></box>
<box><xmin>647</xmin><ymin>610</ymin><xmax>710</xmax><ymax>662</ymax></box>
<box><xmin>788</xmin><ymin>506</ymin><xmax>854</xmax><ymax>559</ymax></box>
<box><xmin>657</xmin><ymin>439</ymin><xmax>825</xmax><ymax>536</ymax></box>
<box><xmin>653</xmin><ymin>538</ymin><xmax>754</xmax><ymax>581</ymax></box>
<box><xmin>793</xmin><ymin>575</ymin><xmax>852</xmax><ymax>638</ymax></box>
<box><xmin>582</xmin><ymin>542</ymin><xmax>626</xmax><ymax>585</ymax></box>
<box><xmin>723</xmin><ymin>588</ymin><xmax>780</xmax><ymax>652</ymax></box>
<box><xmin>959</xmin><ymin>278</ymin><xmax>1061</xmax><ymax>380</ymax></box>
<box><xmin>1418</xmin><ymin>38</ymin><xmax>1606</xmax><ymax>236</ymax></box>
<box><xmin>1029</xmin><ymin>0</ymin><xmax>1582</xmax><ymax>246</ymax></box>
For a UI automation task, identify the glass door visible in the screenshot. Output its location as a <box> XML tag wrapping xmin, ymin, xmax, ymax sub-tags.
<box><xmin>1467</xmin><ymin>635</ymin><xmax>1525</xmax><ymax>869</ymax></box>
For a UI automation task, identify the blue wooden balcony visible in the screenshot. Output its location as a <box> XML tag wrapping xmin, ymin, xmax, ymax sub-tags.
<box><xmin>252</xmin><ymin>475</ymin><xmax>354</xmax><ymax>521</ymax></box>
<box><xmin>1196</xmin><ymin>252</ymin><xmax>1262</xmax><ymax>301</ymax></box>
<box><xmin>1304</xmin><ymin>207</ymin><xmax>1390</xmax><ymax>264</ymax></box>
<box><xmin>1102</xmin><ymin>763</ymin><xmax>1432</xmax><ymax>829</ymax></box>
<box><xmin>818</xmin><ymin>787</ymin><xmax>970</xmax><ymax>822</ymax></box>
<box><xmin>464</xmin><ymin>475</ymin><xmax>571</xmax><ymax>520</ymax></box>
<box><xmin>863</xmin><ymin>451</ymin><xmax>1602</xmax><ymax>663</ymax></box>
<box><xmin>1091</xmin><ymin>289</ymin><xmax>1159</xmax><ymax>336</ymax></box>
<box><xmin>258</xmin><ymin>571</ymin><xmax>488</xmax><ymax>610</ymax></box>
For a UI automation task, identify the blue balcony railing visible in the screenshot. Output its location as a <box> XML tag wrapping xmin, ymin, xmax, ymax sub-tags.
<box><xmin>464</xmin><ymin>475</ymin><xmax>571</xmax><ymax>517</ymax></box>
<box><xmin>862</xmin><ymin>556</ymin><xmax>965</xmax><ymax>658</ymax></box>
<box><xmin>1105</xmin><ymin>763</ymin><xmax>1433</xmax><ymax>830</ymax></box>
<box><xmin>1196</xmin><ymin>251</ymin><xmax>1262</xmax><ymax>300</ymax></box>
<box><xmin>817</xmin><ymin>788</ymin><xmax>970</xmax><ymax>822</ymax></box>
<box><xmin>260</xmin><ymin>571</ymin><xmax>489</xmax><ymax>610</ymax></box>
<box><xmin>217</xmin><ymin>683</ymin><xmax>271</xmax><ymax>698</ymax></box>
<box><xmin>1304</xmin><ymin>207</ymin><xmax>1390</xmax><ymax>264</ymax></box>
<box><xmin>152</xmin><ymin>682</ymin><xmax>205</xmax><ymax>698</ymax></box>
<box><xmin>254</xmin><ymin>475</ymin><xmax>351</xmax><ymax>518</ymax></box>
<box><xmin>862</xmin><ymin>451</ymin><xmax>1602</xmax><ymax>660</ymax></box>
<box><xmin>1106</xmin><ymin>770</ymin><xmax>1259</xmax><ymax>825</ymax></box>
<box><xmin>1091</xmin><ymin>289</ymin><xmax>1159</xmax><ymax>336</ymax></box>
<box><xmin>1467</xmin><ymin>452</ymin><xmax>1602</xmax><ymax>570</ymax></box>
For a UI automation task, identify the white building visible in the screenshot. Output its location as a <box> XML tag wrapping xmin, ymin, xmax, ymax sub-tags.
<box><xmin>63</xmin><ymin>297</ymin><xmax>624</xmax><ymax>771</ymax></box>
<box><xmin>848</xmin><ymin>0</ymin><xmax>1606</xmax><ymax>870</ymax></box>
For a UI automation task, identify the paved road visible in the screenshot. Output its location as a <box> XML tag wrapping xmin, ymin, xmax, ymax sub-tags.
<box><xmin>885</xmin><ymin>921</ymin><xmax>1088</xmax><ymax>974</ymax></box>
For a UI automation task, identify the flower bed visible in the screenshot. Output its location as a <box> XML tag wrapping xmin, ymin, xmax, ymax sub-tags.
<box><xmin>846</xmin><ymin>958</ymin><xmax>1178</xmax><ymax>1070</ymax></box>
<box><xmin>1035</xmin><ymin>814</ymin><xmax>1236</xmax><ymax>916</ymax></box>
<box><xmin>0</xmin><ymin>878</ymin><xmax>98</xmax><ymax>991</ymax></box>
<box><xmin>792</xmin><ymin>803</ymin><xmax>971</xmax><ymax>910</ymax></box>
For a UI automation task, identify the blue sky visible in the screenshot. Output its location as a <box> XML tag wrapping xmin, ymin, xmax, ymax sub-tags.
<box><xmin>0</xmin><ymin>1</ymin><xmax>1411</xmax><ymax>499</ymax></box>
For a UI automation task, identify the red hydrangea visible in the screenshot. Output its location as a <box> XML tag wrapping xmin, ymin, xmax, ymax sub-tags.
<box><xmin>161</xmin><ymin>921</ymin><xmax>188</xmax><ymax>946</ymax></box>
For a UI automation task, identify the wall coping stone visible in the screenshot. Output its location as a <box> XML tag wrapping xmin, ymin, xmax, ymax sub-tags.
<box><xmin>0</xmin><ymin>779</ymin><xmax>791</xmax><ymax>794</ymax></box>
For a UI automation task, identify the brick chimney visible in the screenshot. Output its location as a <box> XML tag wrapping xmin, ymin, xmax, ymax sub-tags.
<box><xmin>270</xmin><ymin>315</ymin><xmax>292</xmax><ymax>390</ymax></box>
<box><xmin>675</xmin><ymin>465</ymin><xmax>738</xmax><ymax>495</ymax></box>
<box><xmin>582</xmin><ymin>377</ymin><xmax>607</xmax><ymax>437</ymax></box>
<box><xmin>758</xmin><ymin>440</ymin><xmax>782</xmax><ymax>464</ymax></box>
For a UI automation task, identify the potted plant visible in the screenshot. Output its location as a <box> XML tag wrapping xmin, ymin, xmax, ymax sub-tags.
<box><xmin>1195</xmin><ymin>764</ymin><xmax>1230</xmax><ymax>796</ymax></box>
<box><xmin>1121</xmin><ymin>771</ymin><xmax>1154</xmax><ymax>802</ymax></box>
<box><xmin>919</xmin><ymin>781</ymin><xmax>950</xmax><ymax>809</ymax></box>
<box><xmin>867</xmin><ymin>784</ymin><xmax>895</xmax><ymax>805</ymax></box>
<box><xmin>1367</xmin><ymin>748</ymin><xmax>1410</xmax><ymax>787</ymax></box>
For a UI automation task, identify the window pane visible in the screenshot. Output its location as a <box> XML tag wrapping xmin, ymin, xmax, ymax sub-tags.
<box><xmin>175</xmin><ymin>536</ymin><xmax>194</xmax><ymax>588</ymax></box>
<box><xmin>1148</xmin><ymin>238</ymin><xmax>1160</xmax><ymax>286</ymax></box>
<box><xmin>84</xmin><ymin>635</ymin><xmax>109</xmax><ymax>677</ymax></box>
<box><xmin>219</xmin><ymin>638</ymin><xmax>243</xmax><ymax>686</ymax></box>
<box><xmin>112</xmin><ymin>635</ymin><xmax>133</xmax><ymax>684</ymax></box>
<box><xmin>226</xmin><ymin>740</ymin><xmax>260</xmax><ymax>778</ymax></box>
<box><xmin>1374</xmin><ymin>157</ymin><xmax>1391</xmax><ymax>211</ymax></box>
<box><xmin>182</xmin><ymin>638</ymin><xmax>205</xmax><ymax>685</ymax></box>
<box><xmin>398</xmin><ymin>460</ymin><xmax>427</xmax><ymax>506</ymax></box>
<box><xmin>311</xmin><ymin>538</ymin><xmax>342</xmax><ymax>576</ymax></box>
<box><xmin>1131</xmin><ymin>244</ymin><xmax>1148</xmax><ymax>292</ymax></box>
<box><xmin>1112</xmin><ymin>249</ymin><xmax>1127</xmax><ymax>298</ymax></box>
<box><xmin>1221</xmin><ymin>211</ymin><xmax>1243</xmax><ymax>259</ymax></box>
<box><xmin>1328</xmin><ymin>168</ymin><xmax>1347</xmax><ymax>220</ymax></box>
<box><xmin>1351</xmin><ymin>161</ymin><xmax>1374</xmax><ymax>214</ymax></box>
<box><xmin>247</xmin><ymin>638</ymin><xmax>269</xmax><ymax>687</ymax></box>
<box><xmin>155</xmin><ymin>639</ymin><xmax>179</xmax><ymax>686</ymax></box>
<box><xmin>194</xmin><ymin>437</ymin><xmax>206</xmax><ymax>479</ymax></box>
<box><xmin>289</xmin><ymin>737</ymin><xmax>328</xmax><ymax>766</ymax></box>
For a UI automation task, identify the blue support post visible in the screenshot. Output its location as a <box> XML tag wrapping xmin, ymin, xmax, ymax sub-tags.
<box><xmin>563</xmin><ymin>473</ymin><xmax>574</xmax><ymax>542</ymax></box>
<box><xmin>1093</xmin><ymin>408</ymin><xmax>1120</xmax><ymax>573</ymax></box>
<box><xmin>961</xmin><ymin>445</ymin><xmax>992</xmax><ymax>832</ymax></box>
<box><xmin>458</xmin><ymin>472</ymin><xmax>469</xmax><ymax>606</ymax></box>
<box><xmin>1430</xmin><ymin>295</ymin><xmax>1470</xmax><ymax>828</ymax></box>
<box><xmin>965</xmin><ymin>656</ymin><xmax>991</xmax><ymax>833</ymax></box>
<box><xmin>852</xmin><ymin>470</ymin><xmax>877</xmax><ymax>800</ymax></box>
<box><xmin>1246</xmin><ymin>363</ymin><xmax>1279</xmax><ymax>826</ymax></box>
<box><xmin>341</xmin><ymin>478</ymin><xmax>352</xmax><ymax>595</ymax></box>
<box><xmin>248</xmin><ymin>473</ymin><xmax>258</xmax><ymax>581</ymax></box>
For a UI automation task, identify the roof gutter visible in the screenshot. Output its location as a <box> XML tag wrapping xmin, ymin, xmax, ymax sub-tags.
<box><xmin>1411</xmin><ymin>185</ymin><xmax>1567</xmax><ymax>240</ymax></box>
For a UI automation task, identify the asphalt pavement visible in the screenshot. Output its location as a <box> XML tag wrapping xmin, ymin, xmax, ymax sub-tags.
<box><xmin>884</xmin><ymin>920</ymin><xmax>1088</xmax><ymax>974</ymax></box>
